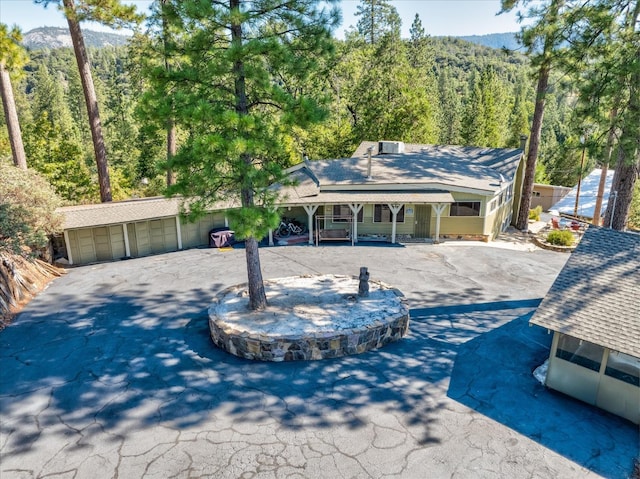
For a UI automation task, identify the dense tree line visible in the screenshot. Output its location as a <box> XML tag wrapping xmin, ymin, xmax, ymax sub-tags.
<box><xmin>0</xmin><ymin>0</ymin><xmax>637</xmax><ymax>229</ymax></box>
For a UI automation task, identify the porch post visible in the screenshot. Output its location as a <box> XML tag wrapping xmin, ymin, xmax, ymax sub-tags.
<box><xmin>388</xmin><ymin>204</ymin><xmax>403</xmax><ymax>244</ymax></box>
<box><xmin>122</xmin><ymin>223</ymin><xmax>131</xmax><ymax>257</ymax></box>
<box><xmin>303</xmin><ymin>205</ymin><xmax>319</xmax><ymax>245</ymax></box>
<box><xmin>63</xmin><ymin>230</ymin><xmax>74</xmax><ymax>265</ymax></box>
<box><xmin>433</xmin><ymin>203</ymin><xmax>447</xmax><ymax>244</ymax></box>
<box><xmin>268</xmin><ymin>229</ymin><xmax>274</xmax><ymax>246</ymax></box>
<box><xmin>348</xmin><ymin>204</ymin><xmax>363</xmax><ymax>245</ymax></box>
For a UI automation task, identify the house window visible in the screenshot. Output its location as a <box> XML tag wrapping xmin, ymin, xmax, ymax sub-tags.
<box><xmin>332</xmin><ymin>205</ymin><xmax>363</xmax><ymax>222</ymax></box>
<box><xmin>555</xmin><ymin>334</ymin><xmax>604</xmax><ymax>372</ymax></box>
<box><xmin>450</xmin><ymin>202</ymin><xmax>481</xmax><ymax>217</ymax></box>
<box><xmin>605</xmin><ymin>351</ymin><xmax>640</xmax><ymax>387</ymax></box>
<box><xmin>374</xmin><ymin>205</ymin><xmax>404</xmax><ymax>223</ymax></box>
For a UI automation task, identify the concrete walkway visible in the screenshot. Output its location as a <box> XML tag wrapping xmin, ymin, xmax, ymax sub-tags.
<box><xmin>1</xmin><ymin>240</ymin><xmax>638</xmax><ymax>478</ymax></box>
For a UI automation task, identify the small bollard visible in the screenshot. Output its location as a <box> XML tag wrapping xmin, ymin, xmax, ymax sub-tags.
<box><xmin>358</xmin><ymin>266</ymin><xmax>369</xmax><ymax>297</ymax></box>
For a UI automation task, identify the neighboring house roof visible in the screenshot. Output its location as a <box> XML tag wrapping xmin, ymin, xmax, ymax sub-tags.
<box><xmin>530</xmin><ymin>227</ymin><xmax>640</xmax><ymax>358</ymax></box>
<box><xmin>278</xmin><ymin>142</ymin><xmax>523</xmax><ymax>204</ymax></box>
<box><xmin>551</xmin><ymin>169</ymin><xmax>614</xmax><ymax>219</ymax></box>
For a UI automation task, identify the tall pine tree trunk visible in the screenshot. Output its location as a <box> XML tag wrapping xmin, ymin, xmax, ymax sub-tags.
<box><xmin>162</xmin><ymin>0</ymin><xmax>176</xmax><ymax>187</ymax></box>
<box><xmin>231</xmin><ymin>0</ymin><xmax>267</xmax><ymax>311</ymax></box>
<box><xmin>166</xmin><ymin>118</ymin><xmax>176</xmax><ymax>186</ymax></box>
<box><xmin>604</xmin><ymin>2</ymin><xmax>640</xmax><ymax>230</ymax></box>
<box><xmin>516</xmin><ymin>63</ymin><xmax>549</xmax><ymax>230</ymax></box>
<box><xmin>592</xmin><ymin>109</ymin><xmax>617</xmax><ymax>225</ymax></box>
<box><xmin>0</xmin><ymin>63</ymin><xmax>27</xmax><ymax>170</ymax></box>
<box><xmin>64</xmin><ymin>0</ymin><xmax>112</xmax><ymax>202</ymax></box>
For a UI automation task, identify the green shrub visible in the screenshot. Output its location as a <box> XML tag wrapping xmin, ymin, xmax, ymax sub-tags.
<box><xmin>529</xmin><ymin>205</ymin><xmax>543</xmax><ymax>221</ymax></box>
<box><xmin>547</xmin><ymin>229</ymin><xmax>574</xmax><ymax>246</ymax></box>
<box><xmin>0</xmin><ymin>161</ymin><xmax>62</xmax><ymax>256</ymax></box>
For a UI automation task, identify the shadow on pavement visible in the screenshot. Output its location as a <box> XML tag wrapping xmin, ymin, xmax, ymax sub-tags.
<box><xmin>2</xmin><ymin>283</ymin><xmax>447</xmax><ymax>454</ymax></box>
<box><xmin>446</xmin><ymin>307</ymin><xmax>638</xmax><ymax>479</ymax></box>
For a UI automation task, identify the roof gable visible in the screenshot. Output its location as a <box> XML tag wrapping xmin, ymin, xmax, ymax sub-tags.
<box><xmin>530</xmin><ymin>227</ymin><xmax>640</xmax><ymax>357</ymax></box>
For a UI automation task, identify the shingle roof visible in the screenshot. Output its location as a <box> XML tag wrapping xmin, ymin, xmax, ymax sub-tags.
<box><xmin>58</xmin><ymin>196</ymin><xmax>238</xmax><ymax>229</ymax></box>
<box><xmin>311</xmin><ymin>143</ymin><xmax>523</xmax><ymax>192</ymax></box>
<box><xmin>59</xmin><ymin>197</ymin><xmax>183</xmax><ymax>229</ymax></box>
<box><xmin>530</xmin><ymin>227</ymin><xmax>640</xmax><ymax>357</ymax></box>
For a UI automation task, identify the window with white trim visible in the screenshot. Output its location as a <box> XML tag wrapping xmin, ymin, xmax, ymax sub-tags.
<box><xmin>373</xmin><ymin>204</ymin><xmax>404</xmax><ymax>223</ymax></box>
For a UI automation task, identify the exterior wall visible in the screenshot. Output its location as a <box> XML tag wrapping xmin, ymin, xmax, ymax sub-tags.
<box><xmin>484</xmin><ymin>201</ymin><xmax>513</xmax><ymax>239</ymax></box>
<box><xmin>546</xmin><ymin>332</ymin><xmax>639</xmax><ymax>424</ymax></box>
<box><xmin>436</xmin><ymin>192</ymin><xmax>490</xmax><ymax>240</ymax></box>
<box><xmin>531</xmin><ymin>184</ymin><xmax>571</xmax><ymax>212</ymax></box>
<box><xmin>181</xmin><ymin>212</ymin><xmax>226</xmax><ymax>249</ymax></box>
<box><xmin>321</xmin><ymin>204</ymin><xmax>415</xmax><ymax>239</ymax></box>
<box><xmin>65</xmin><ymin>212</ymin><xmax>233</xmax><ymax>266</ymax></box>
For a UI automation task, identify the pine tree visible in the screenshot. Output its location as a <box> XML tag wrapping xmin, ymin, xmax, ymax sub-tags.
<box><xmin>37</xmin><ymin>0</ymin><xmax>142</xmax><ymax>202</ymax></box>
<box><xmin>147</xmin><ymin>0</ymin><xmax>338</xmax><ymax>310</ymax></box>
<box><xmin>502</xmin><ymin>0</ymin><xmax>568</xmax><ymax>230</ymax></box>
<box><xmin>355</xmin><ymin>0</ymin><xmax>401</xmax><ymax>44</ymax></box>
<box><xmin>0</xmin><ymin>24</ymin><xmax>28</xmax><ymax>170</ymax></box>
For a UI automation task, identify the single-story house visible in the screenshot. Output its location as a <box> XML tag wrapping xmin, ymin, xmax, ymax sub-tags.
<box><xmin>55</xmin><ymin>139</ymin><xmax>527</xmax><ymax>265</ymax></box>
<box><xmin>530</xmin><ymin>226</ymin><xmax>639</xmax><ymax>424</ymax></box>
<box><xmin>275</xmin><ymin>140</ymin><xmax>527</xmax><ymax>246</ymax></box>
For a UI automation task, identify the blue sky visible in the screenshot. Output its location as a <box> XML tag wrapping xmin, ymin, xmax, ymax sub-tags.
<box><xmin>0</xmin><ymin>0</ymin><xmax>524</xmax><ymax>38</ymax></box>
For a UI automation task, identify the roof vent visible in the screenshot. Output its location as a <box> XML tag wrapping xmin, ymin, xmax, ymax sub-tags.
<box><xmin>378</xmin><ymin>141</ymin><xmax>405</xmax><ymax>154</ymax></box>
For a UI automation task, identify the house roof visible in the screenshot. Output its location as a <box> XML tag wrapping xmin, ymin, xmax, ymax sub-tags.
<box><xmin>552</xmin><ymin>169</ymin><xmax>615</xmax><ymax>219</ymax></box>
<box><xmin>277</xmin><ymin>142</ymin><xmax>523</xmax><ymax>205</ymax></box>
<box><xmin>530</xmin><ymin>227</ymin><xmax>640</xmax><ymax>358</ymax></box>
<box><xmin>58</xmin><ymin>141</ymin><xmax>522</xmax><ymax>230</ymax></box>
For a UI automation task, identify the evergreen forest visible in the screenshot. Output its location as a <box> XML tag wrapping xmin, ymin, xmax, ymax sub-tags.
<box><xmin>0</xmin><ymin>0</ymin><xmax>638</xmax><ymax>228</ymax></box>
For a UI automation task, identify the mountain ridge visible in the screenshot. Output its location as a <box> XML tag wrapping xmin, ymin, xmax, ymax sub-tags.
<box><xmin>22</xmin><ymin>27</ymin><xmax>130</xmax><ymax>49</ymax></box>
<box><xmin>22</xmin><ymin>26</ymin><xmax>520</xmax><ymax>51</ymax></box>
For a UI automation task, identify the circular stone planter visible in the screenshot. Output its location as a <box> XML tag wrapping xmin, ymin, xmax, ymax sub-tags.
<box><xmin>208</xmin><ymin>275</ymin><xmax>409</xmax><ymax>361</ymax></box>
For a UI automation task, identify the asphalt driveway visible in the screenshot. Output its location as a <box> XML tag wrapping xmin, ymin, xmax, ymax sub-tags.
<box><xmin>1</xmin><ymin>240</ymin><xmax>638</xmax><ymax>478</ymax></box>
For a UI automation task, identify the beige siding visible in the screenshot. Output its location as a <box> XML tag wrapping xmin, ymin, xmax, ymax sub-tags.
<box><xmin>181</xmin><ymin>213</ymin><xmax>227</xmax><ymax>248</ymax></box>
<box><xmin>322</xmin><ymin>204</ymin><xmax>415</xmax><ymax>238</ymax></box>
<box><xmin>546</xmin><ymin>333</ymin><xmax>639</xmax><ymax>424</ymax></box>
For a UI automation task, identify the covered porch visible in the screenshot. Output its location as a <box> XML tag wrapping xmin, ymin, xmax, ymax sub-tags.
<box><xmin>272</xmin><ymin>191</ymin><xmax>455</xmax><ymax>246</ymax></box>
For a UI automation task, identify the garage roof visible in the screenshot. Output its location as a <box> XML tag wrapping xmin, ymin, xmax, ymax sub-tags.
<box><xmin>59</xmin><ymin>197</ymin><xmax>183</xmax><ymax>229</ymax></box>
<box><xmin>530</xmin><ymin>227</ymin><xmax>640</xmax><ymax>358</ymax></box>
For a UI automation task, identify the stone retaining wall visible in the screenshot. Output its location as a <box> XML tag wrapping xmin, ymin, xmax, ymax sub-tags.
<box><xmin>209</xmin><ymin>279</ymin><xmax>410</xmax><ymax>362</ymax></box>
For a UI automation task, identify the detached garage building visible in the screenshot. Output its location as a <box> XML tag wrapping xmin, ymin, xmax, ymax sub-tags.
<box><xmin>59</xmin><ymin>197</ymin><xmax>227</xmax><ymax>265</ymax></box>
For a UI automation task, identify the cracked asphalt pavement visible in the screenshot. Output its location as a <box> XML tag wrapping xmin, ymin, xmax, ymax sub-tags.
<box><xmin>1</xmin><ymin>240</ymin><xmax>638</xmax><ymax>478</ymax></box>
